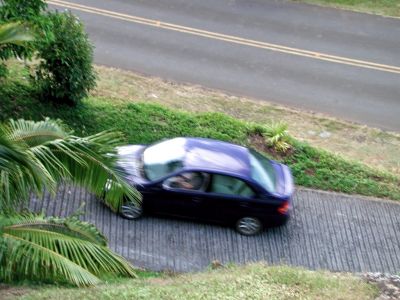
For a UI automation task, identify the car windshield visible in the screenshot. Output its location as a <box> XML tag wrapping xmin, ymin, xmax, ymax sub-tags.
<box><xmin>143</xmin><ymin>138</ymin><xmax>185</xmax><ymax>181</ymax></box>
<box><xmin>249</xmin><ymin>149</ymin><xmax>276</xmax><ymax>193</ymax></box>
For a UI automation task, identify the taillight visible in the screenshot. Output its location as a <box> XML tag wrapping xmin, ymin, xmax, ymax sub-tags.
<box><xmin>277</xmin><ymin>201</ymin><xmax>289</xmax><ymax>215</ymax></box>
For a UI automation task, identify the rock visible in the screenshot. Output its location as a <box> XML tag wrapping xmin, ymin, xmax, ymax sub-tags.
<box><xmin>307</xmin><ymin>130</ymin><xmax>316</xmax><ymax>136</ymax></box>
<box><xmin>210</xmin><ymin>260</ymin><xmax>224</xmax><ymax>269</ymax></box>
<box><xmin>362</xmin><ymin>273</ymin><xmax>400</xmax><ymax>300</ymax></box>
<box><xmin>383</xmin><ymin>284</ymin><xmax>398</xmax><ymax>296</ymax></box>
<box><xmin>319</xmin><ymin>131</ymin><xmax>331</xmax><ymax>138</ymax></box>
<box><xmin>392</xmin><ymin>291</ymin><xmax>400</xmax><ymax>299</ymax></box>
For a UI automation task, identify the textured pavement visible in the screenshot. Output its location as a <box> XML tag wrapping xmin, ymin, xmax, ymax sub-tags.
<box><xmin>30</xmin><ymin>186</ymin><xmax>400</xmax><ymax>273</ymax></box>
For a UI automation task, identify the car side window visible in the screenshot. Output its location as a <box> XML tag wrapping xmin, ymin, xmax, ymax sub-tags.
<box><xmin>210</xmin><ymin>174</ymin><xmax>255</xmax><ymax>197</ymax></box>
<box><xmin>163</xmin><ymin>172</ymin><xmax>209</xmax><ymax>191</ymax></box>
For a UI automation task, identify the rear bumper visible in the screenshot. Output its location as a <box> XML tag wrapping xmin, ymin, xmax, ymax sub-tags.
<box><xmin>262</xmin><ymin>213</ymin><xmax>290</xmax><ymax>227</ymax></box>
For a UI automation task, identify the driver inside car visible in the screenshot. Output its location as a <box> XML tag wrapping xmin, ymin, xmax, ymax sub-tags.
<box><xmin>171</xmin><ymin>172</ymin><xmax>205</xmax><ymax>190</ymax></box>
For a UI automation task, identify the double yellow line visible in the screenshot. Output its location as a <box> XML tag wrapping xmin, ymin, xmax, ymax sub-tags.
<box><xmin>48</xmin><ymin>0</ymin><xmax>400</xmax><ymax>74</ymax></box>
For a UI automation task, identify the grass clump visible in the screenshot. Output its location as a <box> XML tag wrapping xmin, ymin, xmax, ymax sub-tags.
<box><xmin>296</xmin><ymin>0</ymin><xmax>400</xmax><ymax>17</ymax></box>
<box><xmin>14</xmin><ymin>263</ymin><xmax>378</xmax><ymax>300</ymax></box>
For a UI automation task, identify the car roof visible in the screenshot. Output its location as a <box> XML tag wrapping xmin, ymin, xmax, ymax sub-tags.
<box><xmin>181</xmin><ymin>137</ymin><xmax>251</xmax><ymax>178</ymax></box>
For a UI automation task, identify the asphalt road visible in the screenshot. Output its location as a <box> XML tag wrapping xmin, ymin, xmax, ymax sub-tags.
<box><xmin>30</xmin><ymin>186</ymin><xmax>400</xmax><ymax>273</ymax></box>
<box><xmin>48</xmin><ymin>0</ymin><xmax>400</xmax><ymax>131</ymax></box>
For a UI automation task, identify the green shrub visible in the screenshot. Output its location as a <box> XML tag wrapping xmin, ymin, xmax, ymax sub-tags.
<box><xmin>33</xmin><ymin>11</ymin><xmax>96</xmax><ymax>106</ymax></box>
<box><xmin>0</xmin><ymin>0</ymin><xmax>46</xmax><ymax>20</ymax></box>
<box><xmin>0</xmin><ymin>63</ymin><xmax>7</xmax><ymax>78</ymax></box>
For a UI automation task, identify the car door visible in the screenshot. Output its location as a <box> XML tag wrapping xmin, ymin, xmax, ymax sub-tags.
<box><xmin>199</xmin><ymin>173</ymin><xmax>264</xmax><ymax>224</ymax></box>
<box><xmin>144</xmin><ymin>171</ymin><xmax>209</xmax><ymax>219</ymax></box>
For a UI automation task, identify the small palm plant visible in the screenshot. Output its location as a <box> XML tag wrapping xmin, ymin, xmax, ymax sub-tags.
<box><xmin>264</xmin><ymin>121</ymin><xmax>291</xmax><ymax>153</ymax></box>
<box><xmin>0</xmin><ymin>118</ymin><xmax>141</xmax><ymax>286</ymax></box>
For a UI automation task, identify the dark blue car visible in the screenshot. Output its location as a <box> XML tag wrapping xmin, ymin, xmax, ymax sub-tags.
<box><xmin>113</xmin><ymin>137</ymin><xmax>294</xmax><ymax>235</ymax></box>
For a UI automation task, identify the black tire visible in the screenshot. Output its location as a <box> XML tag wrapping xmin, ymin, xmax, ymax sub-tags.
<box><xmin>120</xmin><ymin>202</ymin><xmax>143</xmax><ymax>220</ymax></box>
<box><xmin>235</xmin><ymin>217</ymin><xmax>262</xmax><ymax>236</ymax></box>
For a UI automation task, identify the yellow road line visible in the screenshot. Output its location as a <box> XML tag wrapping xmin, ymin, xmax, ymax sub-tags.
<box><xmin>48</xmin><ymin>0</ymin><xmax>400</xmax><ymax>74</ymax></box>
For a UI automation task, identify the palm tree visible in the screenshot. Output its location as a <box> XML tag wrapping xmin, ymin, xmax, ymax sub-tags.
<box><xmin>0</xmin><ymin>118</ymin><xmax>141</xmax><ymax>286</ymax></box>
<box><xmin>0</xmin><ymin>22</ymin><xmax>33</xmax><ymax>46</ymax></box>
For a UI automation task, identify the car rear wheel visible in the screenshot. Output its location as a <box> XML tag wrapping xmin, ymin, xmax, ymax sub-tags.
<box><xmin>120</xmin><ymin>202</ymin><xmax>143</xmax><ymax>220</ymax></box>
<box><xmin>235</xmin><ymin>217</ymin><xmax>262</xmax><ymax>236</ymax></box>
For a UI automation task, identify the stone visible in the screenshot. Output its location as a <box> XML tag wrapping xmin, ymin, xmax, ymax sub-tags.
<box><xmin>362</xmin><ymin>273</ymin><xmax>400</xmax><ymax>300</ymax></box>
<box><xmin>319</xmin><ymin>131</ymin><xmax>331</xmax><ymax>138</ymax></box>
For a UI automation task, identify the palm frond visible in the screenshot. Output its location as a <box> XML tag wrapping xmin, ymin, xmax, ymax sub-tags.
<box><xmin>5</xmin><ymin>118</ymin><xmax>69</xmax><ymax>148</ymax></box>
<box><xmin>1</xmin><ymin>233</ymin><xmax>101</xmax><ymax>286</ymax></box>
<box><xmin>0</xmin><ymin>118</ymin><xmax>140</xmax><ymax>285</ymax></box>
<box><xmin>0</xmin><ymin>118</ymin><xmax>141</xmax><ymax>212</ymax></box>
<box><xmin>51</xmin><ymin>215</ymin><xmax>108</xmax><ymax>246</ymax></box>
<box><xmin>0</xmin><ymin>214</ymin><xmax>136</xmax><ymax>286</ymax></box>
<box><xmin>43</xmin><ymin>130</ymin><xmax>141</xmax><ymax>211</ymax></box>
<box><xmin>2</xmin><ymin>213</ymin><xmax>107</xmax><ymax>246</ymax></box>
<box><xmin>0</xmin><ymin>127</ymin><xmax>55</xmax><ymax>212</ymax></box>
<box><xmin>0</xmin><ymin>22</ymin><xmax>34</xmax><ymax>46</ymax></box>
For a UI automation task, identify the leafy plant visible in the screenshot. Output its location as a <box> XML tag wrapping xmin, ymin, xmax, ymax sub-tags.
<box><xmin>263</xmin><ymin>121</ymin><xmax>292</xmax><ymax>153</ymax></box>
<box><xmin>0</xmin><ymin>0</ymin><xmax>47</xmax><ymax>21</ymax></box>
<box><xmin>0</xmin><ymin>213</ymin><xmax>136</xmax><ymax>286</ymax></box>
<box><xmin>34</xmin><ymin>11</ymin><xmax>96</xmax><ymax>106</ymax></box>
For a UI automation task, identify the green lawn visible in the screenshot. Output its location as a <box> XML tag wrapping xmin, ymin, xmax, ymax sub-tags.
<box><xmin>1</xmin><ymin>77</ymin><xmax>399</xmax><ymax>201</ymax></box>
<box><xmin>8</xmin><ymin>264</ymin><xmax>378</xmax><ymax>300</ymax></box>
<box><xmin>296</xmin><ymin>0</ymin><xmax>400</xmax><ymax>17</ymax></box>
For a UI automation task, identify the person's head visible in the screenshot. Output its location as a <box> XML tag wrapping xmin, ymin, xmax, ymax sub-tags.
<box><xmin>182</xmin><ymin>172</ymin><xmax>203</xmax><ymax>190</ymax></box>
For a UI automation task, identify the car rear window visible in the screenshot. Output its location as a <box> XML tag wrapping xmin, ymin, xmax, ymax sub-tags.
<box><xmin>249</xmin><ymin>149</ymin><xmax>276</xmax><ymax>193</ymax></box>
<box><xmin>210</xmin><ymin>174</ymin><xmax>255</xmax><ymax>197</ymax></box>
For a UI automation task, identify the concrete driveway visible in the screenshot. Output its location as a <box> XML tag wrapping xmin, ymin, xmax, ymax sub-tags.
<box><xmin>29</xmin><ymin>186</ymin><xmax>400</xmax><ymax>273</ymax></box>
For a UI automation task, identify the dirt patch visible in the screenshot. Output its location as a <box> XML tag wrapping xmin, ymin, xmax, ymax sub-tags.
<box><xmin>305</xmin><ymin>168</ymin><xmax>316</xmax><ymax>176</ymax></box>
<box><xmin>247</xmin><ymin>132</ymin><xmax>294</xmax><ymax>159</ymax></box>
<box><xmin>146</xmin><ymin>277</ymin><xmax>176</xmax><ymax>286</ymax></box>
<box><xmin>0</xmin><ymin>284</ymin><xmax>33</xmax><ymax>300</ymax></box>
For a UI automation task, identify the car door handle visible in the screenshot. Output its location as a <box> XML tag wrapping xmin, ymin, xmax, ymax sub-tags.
<box><xmin>192</xmin><ymin>197</ymin><xmax>202</xmax><ymax>203</ymax></box>
<box><xmin>240</xmin><ymin>202</ymin><xmax>249</xmax><ymax>208</ymax></box>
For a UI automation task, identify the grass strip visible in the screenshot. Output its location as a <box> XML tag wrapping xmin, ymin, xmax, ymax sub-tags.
<box><xmin>295</xmin><ymin>0</ymin><xmax>400</xmax><ymax>18</ymax></box>
<box><xmin>1</xmin><ymin>80</ymin><xmax>399</xmax><ymax>200</ymax></box>
<box><xmin>16</xmin><ymin>263</ymin><xmax>378</xmax><ymax>300</ymax></box>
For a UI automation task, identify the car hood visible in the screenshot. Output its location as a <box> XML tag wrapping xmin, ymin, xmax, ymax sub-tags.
<box><xmin>116</xmin><ymin>145</ymin><xmax>147</xmax><ymax>184</ymax></box>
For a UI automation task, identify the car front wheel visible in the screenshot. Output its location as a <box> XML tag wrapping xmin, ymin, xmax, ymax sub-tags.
<box><xmin>235</xmin><ymin>217</ymin><xmax>262</xmax><ymax>236</ymax></box>
<box><xmin>120</xmin><ymin>202</ymin><xmax>143</xmax><ymax>220</ymax></box>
